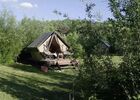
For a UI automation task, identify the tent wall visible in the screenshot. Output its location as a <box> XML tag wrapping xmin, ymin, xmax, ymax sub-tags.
<box><xmin>57</xmin><ymin>37</ymin><xmax>68</xmax><ymax>52</ymax></box>
<box><xmin>37</xmin><ymin>34</ymin><xmax>68</xmax><ymax>53</ymax></box>
<box><xmin>38</xmin><ymin>36</ymin><xmax>51</xmax><ymax>52</ymax></box>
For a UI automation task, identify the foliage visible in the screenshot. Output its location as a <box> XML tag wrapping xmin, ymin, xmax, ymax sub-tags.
<box><xmin>74</xmin><ymin>0</ymin><xmax>140</xmax><ymax>100</ymax></box>
<box><xmin>0</xmin><ymin>10</ymin><xmax>22</xmax><ymax>63</ymax></box>
<box><xmin>0</xmin><ymin>9</ymin><xmax>84</xmax><ymax>64</ymax></box>
<box><xmin>67</xmin><ymin>32</ymin><xmax>84</xmax><ymax>58</ymax></box>
<box><xmin>108</xmin><ymin>0</ymin><xmax>140</xmax><ymax>98</ymax></box>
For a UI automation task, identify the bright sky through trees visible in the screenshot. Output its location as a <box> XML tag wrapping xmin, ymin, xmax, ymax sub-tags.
<box><xmin>0</xmin><ymin>0</ymin><xmax>113</xmax><ymax>21</ymax></box>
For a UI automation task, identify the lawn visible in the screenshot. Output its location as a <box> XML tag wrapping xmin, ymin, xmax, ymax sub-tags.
<box><xmin>0</xmin><ymin>64</ymin><xmax>76</xmax><ymax>100</ymax></box>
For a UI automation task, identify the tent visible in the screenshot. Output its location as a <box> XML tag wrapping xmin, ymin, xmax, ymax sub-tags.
<box><xmin>18</xmin><ymin>32</ymin><xmax>74</xmax><ymax>67</ymax></box>
<box><xmin>28</xmin><ymin>32</ymin><xmax>70</xmax><ymax>59</ymax></box>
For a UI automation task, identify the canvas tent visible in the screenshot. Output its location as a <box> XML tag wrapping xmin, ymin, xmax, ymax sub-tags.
<box><xmin>30</xmin><ymin>32</ymin><xmax>68</xmax><ymax>55</ymax></box>
<box><xmin>28</xmin><ymin>32</ymin><xmax>69</xmax><ymax>52</ymax></box>
<box><xmin>18</xmin><ymin>32</ymin><xmax>73</xmax><ymax>67</ymax></box>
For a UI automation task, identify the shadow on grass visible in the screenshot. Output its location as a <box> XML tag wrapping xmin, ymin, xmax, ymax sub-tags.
<box><xmin>0</xmin><ymin>76</ymin><xmax>70</xmax><ymax>100</ymax></box>
<box><xmin>9</xmin><ymin>63</ymin><xmax>75</xmax><ymax>81</ymax></box>
<box><xmin>0</xmin><ymin>77</ymin><xmax>46</xmax><ymax>99</ymax></box>
<box><xmin>9</xmin><ymin>63</ymin><xmax>40</xmax><ymax>73</ymax></box>
<box><xmin>0</xmin><ymin>63</ymin><xmax>75</xmax><ymax>100</ymax></box>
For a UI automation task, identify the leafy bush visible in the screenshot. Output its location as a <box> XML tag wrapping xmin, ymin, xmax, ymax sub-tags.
<box><xmin>74</xmin><ymin>0</ymin><xmax>140</xmax><ymax>99</ymax></box>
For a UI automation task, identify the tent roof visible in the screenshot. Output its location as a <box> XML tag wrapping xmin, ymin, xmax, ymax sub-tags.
<box><xmin>100</xmin><ymin>40</ymin><xmax>110</xmax><ymax>47</ymax></box>
<box><xmin>28</xmin><ymin>32</ymin><xmax>69</xmax><ymax>48</ymax></box>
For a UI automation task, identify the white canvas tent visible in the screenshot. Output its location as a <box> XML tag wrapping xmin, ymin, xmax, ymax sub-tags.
<box><xmin>27</xmin><ymin>32</ymin><xmax>72</xmax><ymax>65</ymax></box>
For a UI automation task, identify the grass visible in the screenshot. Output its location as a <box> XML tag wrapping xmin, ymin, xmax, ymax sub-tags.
<box><xmin>111</xmin><ymin>56</ymin><xmax>122</xmax><ymax>64</ymax></box>
<box><xmin>0</xmin><ymin>64</ymin><xmax>76</xmax><ymax>100</ymax></box>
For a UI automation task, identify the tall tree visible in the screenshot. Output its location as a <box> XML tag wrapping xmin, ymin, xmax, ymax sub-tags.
<box><xmin>108</xmin><ymin>0</ymin><xmax>140</xmax><ymax>99</ymax></box>
<box><xmin>74</xmin><ymin>0</ymin><xmax>140</xmax><ymax>100</ymax></box>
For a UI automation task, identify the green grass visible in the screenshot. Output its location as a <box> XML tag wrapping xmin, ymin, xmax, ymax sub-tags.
<box><xmin>0</xmin><ymin>64</ymin><xmax>76</xmax><ymax>100</ymax></box>
<box><xmin>111</xmin><ymin>56</ymin><xmax>123</xmax><ymax>64</ymax></box>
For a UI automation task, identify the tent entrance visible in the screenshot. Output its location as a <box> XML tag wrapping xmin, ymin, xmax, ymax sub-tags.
<box><xmin>49</xmin><ymin>36</ymin><xmax>62</xmax><ymax>53</ymax></box>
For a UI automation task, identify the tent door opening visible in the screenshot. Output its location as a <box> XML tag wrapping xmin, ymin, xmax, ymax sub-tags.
<box><xmin>49</xmin><ymin>35</ymin><xmax>62</xmax><ymax>53</ymax></box>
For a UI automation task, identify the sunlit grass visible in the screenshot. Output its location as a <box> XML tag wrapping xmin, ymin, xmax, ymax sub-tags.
<box><xmin>111</xmin><ymin>56</ymin><xmax>123</xmax><ymax>64</ymax></box>
<box><xmin>0</xmin><ymin>64</ymin><xmax>76</xmax><ymax>100</ymax></box>
<box><xmin>0</xmin><ymin>91</ymin><xmax>18</xmax><ymax>100</ymax></box>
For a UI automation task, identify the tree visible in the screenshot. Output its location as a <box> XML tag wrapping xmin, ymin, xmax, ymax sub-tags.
<box><xmin>108</xmin><ymin>0</ymin><xmax>140</xmax><ymax>99</ymax></box>
<box><xmin>67</xmin><ymin>32</ymin><xmax>84</xmax><ymax>58</ymax></box>
<box><xmin>74</xmin><ymin>0</ymin><xmax>140</xmax><ymax>99</ymax></box>
<box><xmin>0</xmin><ymin>9</ymin><xmax>22</xmax><ymax>63</ymax></box>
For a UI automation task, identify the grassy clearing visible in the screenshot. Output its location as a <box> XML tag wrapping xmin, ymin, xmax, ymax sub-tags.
<box><xmin>0</xmin><ymin>64</ymin><xmax>76</xmax><ymax>100</ymax></box>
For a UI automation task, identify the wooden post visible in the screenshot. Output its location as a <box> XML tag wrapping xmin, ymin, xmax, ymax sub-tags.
<box><xmin>41</xmin><ymin>66</ymin><xmax>48</xmax><ymax>72</ymax></box>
